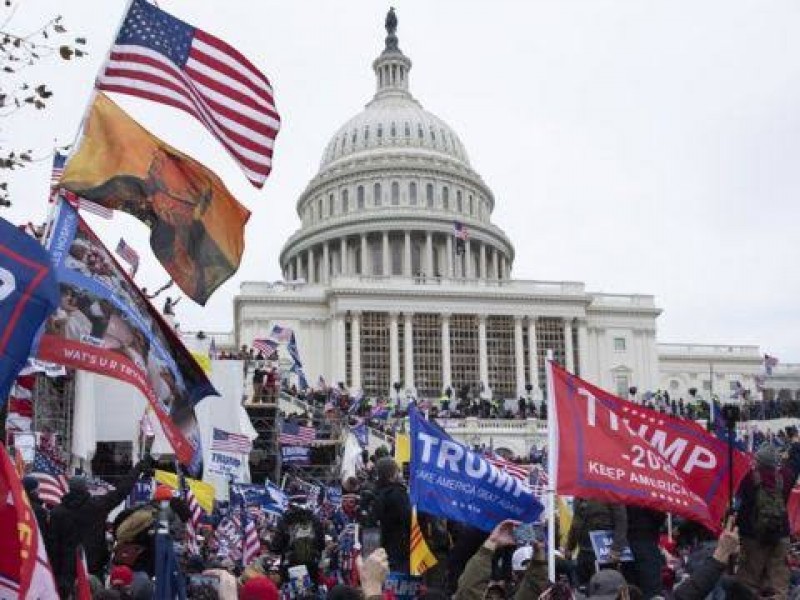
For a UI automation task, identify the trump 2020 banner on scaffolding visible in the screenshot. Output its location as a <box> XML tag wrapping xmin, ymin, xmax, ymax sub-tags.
<box><xmin>37</xmin><ymin>200</ymin><xmax>217</xmax><ymax>472</ymax></box>
<box><xmin>550</xmin><ymin>362</ymin><xmax>750</xmax><ymax>531</ymax></box>
<box><xmin>409</xmin><ymin>406</ymin><xmax>543</xmax><ymax>531</ymax></box>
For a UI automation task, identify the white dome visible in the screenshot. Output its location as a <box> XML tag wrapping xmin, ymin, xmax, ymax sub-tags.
<box><xmin>320</xmin><ymin>95</ymin><xmax>471</xmax><ymax>169</ymax></box>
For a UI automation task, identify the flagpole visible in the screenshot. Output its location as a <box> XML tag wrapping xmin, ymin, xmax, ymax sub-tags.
<box><xmin>44</xmin><ymin>0</ymin><xmax>135</xmax><ymax>240</ymax></box>
<box><xmin>545</xmin><ymin>349</ymin><xmax>556</xmax><ymax>582</ymax></box>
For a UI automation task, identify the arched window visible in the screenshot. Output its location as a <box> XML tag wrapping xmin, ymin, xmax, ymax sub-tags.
<box><xmin>468</xmin><ymin>194</ymin><xmax>474</xmax><ymax>216</ymax></box>
<box><xmin>357</xmin><ymin>185</ymin><xmax>365</xmax><ymax>209</ymax></box>
<box><xmin>456</xmin><ymin>190</ymin><xmax>463</xmax><ymax>213</ymax></box>
<box><xmin>391</xmin><ymin>182</ymin><xmax>400</xmax><ymax>205</ymax></box>
<box><xmin>426</xmin><ymin>183</ymin><xmax>434</xmax><ymax>208</ymax></box>
<box><xmin>390</xmin><ymin>122</ymin><xmax>396</xmax><ymax>137</ymax></box>
<box><xmin>329</xmin><ymin>194</ymin><xmax>334</xmax><ymax>217</ymax></box>
<box><xmin>342</xmin><ymin>189</ymin><xmax>349</xmax><ymax>214</ymax></box>
<box><xmin>373</xmin><ymin>183</ymin><xmax>382</xmax><ymax>206</ymax></box>
<box><xmin>409</xmin><ymin>182</ymin><xmax>417</xmax><ymax>205</ymax></box>
<box><xmin>317</xmin><ymin>198</ymin><xmax>323</xmax><ymax>220</ymax></box>
<box><xmin>442</xmin><ymin>186</ymin><xmax>450</xmax><ymax>210</ymax></box>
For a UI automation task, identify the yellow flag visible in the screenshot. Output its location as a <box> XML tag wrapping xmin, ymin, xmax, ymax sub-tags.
<box><xmin>558</xmin><ymin>497</ymin><xmax>573</xmax><ymax>549</ymax></box>
<box><xmin>155</xmin><ymin>469</ymin><xmax>215</xmax><ymax>514</ymax></box>
<box><xmin>191</xmin><ymin>352</ymin><xmax>212</xmax><ymax>374</ymax></box>
<box><xmin>410</xmin><ymin>507</ymin><xmax>438</xmax><ymax>576</ymax></box>
<box><xmin>394</xmin><ymin>432</ymin><xmax>410</xmax><ymax>465</ymax></box>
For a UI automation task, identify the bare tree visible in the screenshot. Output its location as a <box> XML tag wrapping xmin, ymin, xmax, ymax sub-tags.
<box><xmin>0</xmin><ymin>1</ymin><xmax>87</xmax><ymax>206</ymax></box>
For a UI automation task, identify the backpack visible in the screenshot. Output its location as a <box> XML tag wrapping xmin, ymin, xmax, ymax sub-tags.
<box><xmin>752</xmin><ymin>470</ymin><xmax>786</xmax><ymax>543</ymax></box>
<box><xmin>286</xmin><ymin>517</ymin><xmax>318</xmax><ymax>566</ymax></box>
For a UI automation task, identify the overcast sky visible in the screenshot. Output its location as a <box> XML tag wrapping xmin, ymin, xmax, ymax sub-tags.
<box><xmin>5</xmin><ymin>0</ymin><xmax>799</xmax><ymax>360</ymax></box>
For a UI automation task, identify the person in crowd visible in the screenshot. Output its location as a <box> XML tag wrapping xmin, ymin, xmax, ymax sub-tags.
<box><xmin>49</xmin><ymin>455</ymin><xmax>154</xmax><ymax>597</ymax></box>
<box><xmin>735</xmin><ymin>442</ymin><xmax>800</xmax><ymax>598</ymax></box>
<box><xmin>369</xmin><ymin>456</ymin><xmax>412</xmax><ymax>573</ymax></box>
<box><xmin>22</xmin><ymin>475</ymin><xmax>50</xmax><ymax>554</ymax></box>
<box><xmin>621</xmin><ymin>506</ymin><xmax>666</xmax><ymax>598</ymax></box>
<box><xmin>271</xmin><ymin>496</ymin><xmax>326</xmax><ymax>585</ymax></box>
<box><xmin>564</xmin><ymin>497</ymin><xmax>628</xmax><ymax>586</ymax></box>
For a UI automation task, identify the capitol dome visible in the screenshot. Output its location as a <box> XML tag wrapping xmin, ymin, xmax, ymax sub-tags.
<box><xmin>280</xmin><ymin>9</ymin><xmax>515</xmax><ymax>284</ymax></box>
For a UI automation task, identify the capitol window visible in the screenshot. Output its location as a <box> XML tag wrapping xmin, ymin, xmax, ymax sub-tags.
<box><xmin>456</xmin><ymin>190</ymin><xmax>463</xmax><ymax>213</ymax></box>
<box><xmin>442</xmin><ymin>186</ymin><xmax>450</xmax><ymax>210</ymax></box>
<box><xmin>614</xmin><ymin>337</ymin><xmax>626</xmax><ymax>352</ymax></box>
<box><xmin>409</xmin><ymin>182</ymin><xmax>417</xmax><ymax>205</ymax></box>
<box><xmin>352</xmin><ymin>130</ymin><xmax>357</xmax><ymax>145</ymax></box>
<box><xmin>441</xmin><ymin>128</ymin><xmax>448</xmax><ymax>149</ymax></box>
<box><xmin>426</xmin><ymin>184</ymin><xmax>434</xmax><ymax>208</ymax></box>
<box><xmin>405</xmin><ymin>122</ymin><xmax>411</xmax><ymax>137</ymax></box>
<box><xmin>469</xmin><ymin>195</ymin><xmax>474</xmax><ymax>216</ymax></box>
<box><xmin>418</xmin><ymin>125</ymin><xmax>423</xmax><ymax>139</ymax></box>
<box><xmin>430</xmin><ymin>128</ymin><xmax>436</xmax><ymax>143</ymax></box>
<box><xmin>329</xmin><ymin>194</ymin><xmax>335</xmax><ymax>216</ymax></box>
<box><xmin>391</xmin><ymin>182</ymin><xmax>400</xmax><ymax>205</ymax></box>
<box><xmin>357</xmin><ymin>186</ymin><xmax>365</xmax><ymax>209</ymax></box>
<box><xmin>317</xmin><ymin>198</ymin><xmax>323</xmax><ymax>220</ymax></box>
<box><xmin>365</xmin><ymin>126</ymin><xmax>370</xmax><ymax>141</ymax></box>
<box><xmin>373</xmin><ymin>183</ymin><xmax>382</xmax><ymax>206</ymax></box>
<box><xmin>377</xmin><ymin>124</ymin><xmax>383</xmax><ymax>140</ymax></box>
<box><xmin>342</xmin><ymin>189</ymin><xmax>349</xmax><ymax>214</ymax></box>
<box><xmin>391</xmin><ymin>122</ymin><xmax>396</xmax><ymax>137</ymax></box>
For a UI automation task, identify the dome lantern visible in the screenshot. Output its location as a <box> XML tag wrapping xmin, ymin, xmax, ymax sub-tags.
<box><xmin>372</xmin><ymin>7</ymin><xmax>412</xmax><ymax>101</ymax></box>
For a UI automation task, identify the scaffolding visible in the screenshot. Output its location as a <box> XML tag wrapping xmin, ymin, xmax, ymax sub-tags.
<box><xmin>32</xmin><ymin>370</ymin><xmax>75</xmax><ymax>461</ymax></box>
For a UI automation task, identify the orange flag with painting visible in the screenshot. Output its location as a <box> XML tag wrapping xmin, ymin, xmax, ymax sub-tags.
<box><xmin>60</xmin><ymin>92</ymin><xmax>250</xmax><ymax>305</ymax></box>
<box><xmin>410</xmin><ymin>508</ymin><xmax>438</xmax><ymax>576</ymax></box>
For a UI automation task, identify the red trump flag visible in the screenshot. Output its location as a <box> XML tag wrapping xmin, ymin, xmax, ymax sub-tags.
<box><xmin>550</xmin><ymin>362</ymin><xmax>750</xmax><ymax>531</ymax></box>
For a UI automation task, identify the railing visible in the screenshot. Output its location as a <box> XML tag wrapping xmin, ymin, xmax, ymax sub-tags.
<box><xmin>658</xmin><ymin>343</ymin><xmax>761</xmax><ymax>358</ymax></box>
<box><xmin>440</xmin><ymin>417</ymin><xmax>548</xmax><ymax>435</ymax></box>
<box><xmin>589</xmin><ymin>293</ymin><xmax>656</xmax><ymax>308</ymax></box>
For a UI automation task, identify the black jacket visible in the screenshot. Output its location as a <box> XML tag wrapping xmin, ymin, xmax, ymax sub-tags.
<box><xmin>673</xmin><ymin>557</ymin><xmax>726</xmax><ymax>600</ymax></box>
<box><xmin>271</xmin><ymin>506</ymin><xmax>325</xmax><ymax>572</ymax></box>
<box><xmin>566</xmin><ymin>499</ymin><xmax>628</xmax><ymax>553</ymax></box>
<box><xmin>626</xmin><ymin>506</ymin><xmax>666</xmax><ymax>542</ymax></box>
<box><xmin>49</xmin><ymin>461</ymin><xmax>145</xmax><ymax>583</ymax></box>
<box><xmin>370</xmin><ymin>480</ymin><xmax>412</xmax><ymax>572</ymax></box>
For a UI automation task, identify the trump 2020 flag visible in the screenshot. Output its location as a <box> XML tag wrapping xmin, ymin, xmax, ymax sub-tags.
<box><xmin>549</xmin><ymin>362</ymin><xmax>750</xmax><ymax>532</ymax></box>
<box><xmin>0</xmin><ymin>217</ymin><xmax>59</xmax><ymax>405</ymax></box>
<box><xmin>409</xmin><ymin>406</ymin><xmax>543</xmax><ymax>532</ymax></box>
<box><xmin>38</xmin><ymin>200</ymin><xmax>217</xmax><ymax>472</ymax></box>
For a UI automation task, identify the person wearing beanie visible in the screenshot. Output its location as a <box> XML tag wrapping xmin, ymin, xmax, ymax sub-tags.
<box><xmin>735</xmin><ymin>442</ymin><xmax>800</xmax><ymax>598</ymax></box>
<box><xmin>49</xmin><ymin>454</ymin><xmax>155</xmax><ymax>598</ymax></box>
<box><xmin>368</xmin><ymin>457</ymin><xmax>411</xmax><ymax>573</ymax></box>
<box><xmin>239</xmin><ymin>575</ymin><xmax>279</xmax><ymax>600</ymax></box>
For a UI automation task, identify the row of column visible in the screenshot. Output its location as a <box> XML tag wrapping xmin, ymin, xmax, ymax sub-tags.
<box><xmin>285</xmin><ymin>232</ymin><xmax>510</xmax><ymax>282</ymax></box>
<box><xmin>338</xmin><ymin>312</ymin><xmax>585</xmax><ymax>396</ymax></box>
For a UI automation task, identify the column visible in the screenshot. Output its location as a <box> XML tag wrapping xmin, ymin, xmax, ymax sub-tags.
<box><xmin>322</xmin><ymin>242</ymin><xmax>330</xmax><ymax>284</ymax></box>
<box><xmin>360</xmin><ymin>234</ymin><xmax>368</xmax><ymax>276</ymax></box>
<box><xmin>403</xmin><ymin>231</ymin><xmax>412</xmax><ymax>277</ymax></box>
<box><xmin>527</xmin><ymin>317</ymin><xmax>540</xmax><ymax>392</ymax></box>
<box><xmin>404</xmin><ymin>312</ymin><xmax>414</xmax><ymax>389</ymax></box>
<box><xmin>382</xmin><ymin>231</ymin><xmax>390</xmax><ymax>276</ymax></box>
<box><xmin>492</xmin><ymin>249</ymin><xmax>499</xmax><ymax>280</ymax></box>
<box><xmin>307</xmin><ymin>247</ymin><xmax>315</xmax><ymax>283</ymax></box>
<box><xmin>351</xmin><ymin>311</ymin><xmax>361</xmax><ymax>389</ymax></box>
<box><xmin>425</xmin><ymin>232</ymin><xmax>434</xmax><ymax>277</ymax></box>
<box><xmin>441</xmin><ymin>313</ymin><xmax>452</xmax><ymax>391</ymax></box>
<box><xmin>445</xmin><ymin>235</ymin><xmax>454</xmax><ymax>278</ymax></box>
<box><xmin>577</xmin><ymin>319</ymin><xmax>589</xmax><ymax>379</ymax></box>
<box><xmin>389</xmin><ymin>312</ymin><xmax>400</xmax><ymax>388</ymax></box>
<box><xmin>465</xmin><ymin>239</ymin><xmax>473</xmax><ymax>278</ymax></box>
<box><xmin>478</xmin><ymin>314</ymin><xmax>488</xmax><ymax>387</ymax></box>
<box><xmin>479</xmin><ymin>243</ymin><xmax>487</xmax><ymax>280</ymax></box>
<box><xmin>564</xmin><ymin>318</ymin><xmax>575</xmax><ymax>372</ymax></box>
<box><xmin>514</xmin><ymin>316</ymin><xmax>525</xmax><ymax>397</ymax></box>
<box><xmin>332</xmin><ymin>313</ymin><xmax>346</xmax><ymax>384</ymax></box>
<box><xmin>339</xmin><ymin>237</ymin><xmax>347</xmax><ymax>275</ymax></box>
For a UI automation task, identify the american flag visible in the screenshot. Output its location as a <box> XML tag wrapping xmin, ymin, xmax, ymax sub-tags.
<box><xmin>371</xmin><ymin>400</ymin><xmax>390</xmax><ymax>420</ymax></box>
<box><xmin>96</xmin><ymin>0</ymin><xmax>280</xmax><ymax>188</ymax></box>
<box><xmin>210</xmin><ymin>427</ymin><xmax>252</xmax><ymax>454</ymax></box>
<box><xmin>252</xmin><ymin>338</ymin><xmax>278</xmax><ymax>358</ymax></box>
<box><xmin>51</xmin><ymin>154</ymin><xmax>114</xmax><ymax>219</ymax></box>
<box><xmin>279</xmin><ymin>421</ymin><xmax>316</xmax><ymax>446</ymax></box>
<box><xmin>269</xmin><ymin>324</ymin><xmax>294</xmax><ymax>343</ymax></box>
<box><xmin>485</xmin><ymin>453</ymin><xmax>531</xmax><ymax>483</ymax></box>
<box><xmin>453</xmin><ymin>220</ymin><xmax>469</xmax><ymax>241</ymax></box>
<box><xmin>31</xmin><ymin>451</ymin><xmax>69</xmax><ymax>506</ymax></box>
<box><xmin>241</xmin><ymin>509</ymin><xmax>260</xmax><ymax>566</ymax></box>
<box><xmin>115</xmin><ymin>238</ymin><xmax>140</xmax><ymax>275</ymax></box>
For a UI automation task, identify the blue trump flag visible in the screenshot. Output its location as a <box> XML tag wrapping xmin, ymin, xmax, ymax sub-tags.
<box><xmin>0</xmin><ymin>218</ymin><xmax>58</xmax><ymax>404</ymax></box>
<box><xmin>409</xmin><ymin>407</ymin><xmax>543</xmax><ymax>532</ymax></box>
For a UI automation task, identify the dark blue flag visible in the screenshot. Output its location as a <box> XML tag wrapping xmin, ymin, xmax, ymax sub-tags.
<box><xmin>352</xmin><ymin>421</ymin><xmax>369</xmax><ymax>448</ymax></box>
<box><xmin>409</xmin><ymin>406</ymin><xmax>543</xmax><ymax>532</ymax></box>
<box><xmin>0</xmin><ymin>218</ymin><xmax>58</xmax><ymax>405</ymax></box>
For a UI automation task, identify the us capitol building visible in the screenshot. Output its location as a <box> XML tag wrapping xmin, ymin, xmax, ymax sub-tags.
<box><xmin>231</xmin><ymin>11</ymin><xmax>767</xmax><ymax>404</ymax></box>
